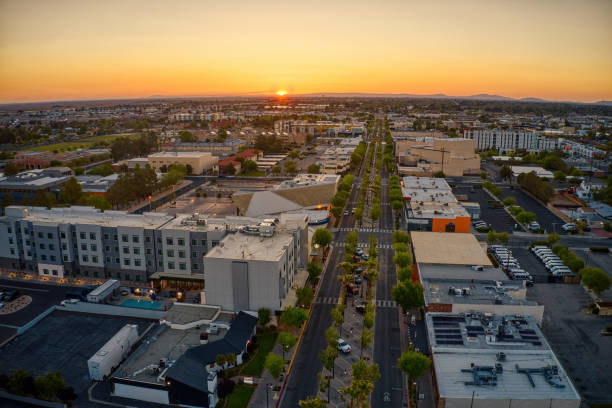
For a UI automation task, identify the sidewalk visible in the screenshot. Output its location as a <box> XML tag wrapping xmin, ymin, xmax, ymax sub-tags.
<box><xmin>247</xmin><ymin>342</ymin><xmax>285</xmax><ymax>408</ymax></box>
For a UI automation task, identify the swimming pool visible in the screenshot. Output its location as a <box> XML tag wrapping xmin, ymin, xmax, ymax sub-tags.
<box><xmin>121</xmin><ymin>298</ymin><xmax>163</xmax><ymax>310</ymax></box>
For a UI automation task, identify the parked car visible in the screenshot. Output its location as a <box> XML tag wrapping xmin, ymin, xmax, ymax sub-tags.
<box><xmin>355</xmin><ymin>248</ymin><xmax>364</xmax><ymax>256</ymax></box>
<box><xmin>337</xmin><ymin>338</ymin><xmax>352</xmax><ymax>353</ymax></box>
<box><xmin>355</xmin><ymin>304</ymin><xmax>365</xmax><ymax>314</ymax></box>
<box><xmin>347</xmin><ymin>283</ymin><xmax>359</xmax><ymax>295</ymax></box>
<box><xmin>344</xmin><ymin>210</ymin><xmax>349</xmax><ymax>216</ymax></box>
<box><xmin>361</xmin><ymin>254</ymin><xmax>369</xmax><ymax>261</ymax></box>
<box><xmin>562</xmin><ymin>223</ymin><xmax>576</xmax><ymax>232</ymax></box>
<box><xmin>528</xmin><ymin>221</ymin><xmax>541</xmax><ymax>231</ymax></box>
<box><xmin>355</xmin><ymin>276</ymin><xmax>363</xmax><ymax>284</ymax></box>
<box><xmin>60</xmin><ymin>298</ymin><xmax>80</xmax><ymax>306</ymax></box>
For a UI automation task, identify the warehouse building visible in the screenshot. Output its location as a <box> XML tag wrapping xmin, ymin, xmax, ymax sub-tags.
<box><xmin>148</xmin><ymin>151</ymin><xmax>218</xmax><ymax>175</ymax></box>
<box><xmin>426</xmin><ymin>312</ymin><xmax>580</xmax><ymax>408</ymax></box>
<box><xmin>0</xmin><ymin>167</ymin><xmax>74</xmax><ymax>203</ymax></box>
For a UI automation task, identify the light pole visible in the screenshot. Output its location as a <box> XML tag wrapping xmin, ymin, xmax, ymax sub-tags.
<box><xmin>266</xmin><ymin>383</ymin><xmax>272</xmax><ymax>408</ymax></box>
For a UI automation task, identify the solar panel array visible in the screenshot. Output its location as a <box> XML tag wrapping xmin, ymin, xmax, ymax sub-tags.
<box><xmin>433</xmin><ymin>316</ymin><xmax>465</xmax><ymax>345</ymax></box>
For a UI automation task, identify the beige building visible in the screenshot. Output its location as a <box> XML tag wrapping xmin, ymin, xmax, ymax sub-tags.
<box><xmin>147</xmin><ymin>151</ymin><xmax>218</xmax><ymax>175</ymax></box>
<box><xmin>395</xmin><ymin>137</ymin><xmax>480</xmax><ymax>177</ymax></box>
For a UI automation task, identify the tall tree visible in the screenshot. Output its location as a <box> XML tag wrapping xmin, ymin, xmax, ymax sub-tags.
<box><xmin>392</xmin><ymin>281</ymin><xmax>424</xmax><ymax>313</ymax></box>
<box><xmin>59</xmin><ymin>177</ymin><xmax>84</xmax><ymax>205</ymax></box>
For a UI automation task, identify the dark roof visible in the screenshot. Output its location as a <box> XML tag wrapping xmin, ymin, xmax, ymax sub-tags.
<box><xmin>166</xmin><ymin>353</ymin><xmax>209</xmax><ymax>393</ymax></box>
<box><xmin>164</xmin><ymin>312</ymin><xmax>258</xmax><ymax>391</ymax></box>
<box><xmin>224</xmin><ymin>311</ymin><xmax>258</xmax><ymax>350</ymax></box>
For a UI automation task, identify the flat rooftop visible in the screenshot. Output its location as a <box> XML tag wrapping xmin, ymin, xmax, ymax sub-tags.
<box><xmin>402</xmin><ymin>176</ymin><xmax>452</xmax><ymax>190</ymax></box>
<box><xmin>423</xmin><ymin>279</ymin><xmax>538</xmax><ymax>307</ymax></box>
<box><xmin>419</xmin><ymin>264</ymin><xmax>506</xmax><ymax>281</ymax></box>
<box><xmin>411</xmin><ymin>232</ymin><xmax>492</xmax><ymax>266</ymax></box>
<box><xmin>275</xmin><ymin>173</ymin><xmax>340</xmax><ymax>190</ymax></box>
<box><xmin>149</xmin><ymin>151</ymin><xmax>214</xmax><ymax>158</ymax></box>
<box><xmin>3</xmin><ymin>206</ymin><xmax>175</xmax><ymax>228</ymax></box>
<box><xmin>205</xmin><ymin>230</ymin><xmax>293</xmax><ymax>262</ymax></box>
<box><xmin>409</xmin><ymin>201</ymin><xmax>469</xmax><ymax>219</ymax></box>
<box><xmin>402</xmin><ymin>187</ymin><xmax>458</xmax><ymax>203</ymax></box>
<box><xmin>433</xmin><ymin>351</ymin><xmax>580</xmax><ymax>401</ymax></box>
<box><xmin>116</xmin><ymin>323</ymin><xmax>227</xmax><ymax>384</ymax></box>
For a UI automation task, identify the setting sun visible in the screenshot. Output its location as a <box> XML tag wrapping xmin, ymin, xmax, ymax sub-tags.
<box><xmin>276</xmin><ymin>90</ymin><xmax>288</xmax><ymax>96</ymax></box>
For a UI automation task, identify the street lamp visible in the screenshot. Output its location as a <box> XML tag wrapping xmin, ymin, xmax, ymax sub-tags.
<box><xmin>266</xmin><ymin>383</ymin><xmax>272</xmax><ymax>408</ymax></box>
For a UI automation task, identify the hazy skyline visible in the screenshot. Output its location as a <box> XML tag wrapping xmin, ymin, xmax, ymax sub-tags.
<box><xmin>1</xmin><ymin>0</ymin><xmax>611</xmax><ymax>103</ymax></box>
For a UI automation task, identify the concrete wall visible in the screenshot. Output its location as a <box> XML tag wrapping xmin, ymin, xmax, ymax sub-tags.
<box><xmin>113</xmin><ymin>383</ymin><xmax>169</xmax><ymax>405</ymax></box>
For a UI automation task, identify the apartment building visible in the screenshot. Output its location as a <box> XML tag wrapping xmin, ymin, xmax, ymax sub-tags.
<box><xmin>0</xmin><ymin>207</ymin><xmax>308</xmax><ymax>291</ymax></box>
<box><xmin>170</xmin><ymin>139</ymin><xmax>247</xmax><ymax>156</ymax></box>
<box><xmin>463</xmin><ymin>128</ymin><xmax>541</xmax><ymax>152</ymax></box>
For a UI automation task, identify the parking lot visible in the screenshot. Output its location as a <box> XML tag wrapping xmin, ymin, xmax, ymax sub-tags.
<box><xmin>499</xmin><ymin>186</ymin><xmax>567</xmax><ymax>234</ymax></box>
<box><xmin>453</xmin><ymin>185</ymin><xmax>518</xmax><ymax>233</ymax></box>
<box><xmin>511</xmin><ymin>247</ymin><xmax>550</xmax><ymax>283</ymax></box>
<box><xmin>0</xmin><ymin>310</ymin><xmax>154</xmax><ymax>406</ymax></box>
<box><xmin>0</xmin><ymin>279</ymin><xmax>75</xmax><ymax>328</ymax></box>
<box><xmin>574</xmin><ymin>250</ymin><xmax>612</xmax><ymax>301</ymax></box>
<box><xmin>526</xmin><ymin>284</ymin><xmax>612</xmax><ymax>405</ymax></box>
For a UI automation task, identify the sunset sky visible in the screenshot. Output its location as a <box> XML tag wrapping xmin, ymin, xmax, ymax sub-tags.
<box><xmin>1</xmin><ymin>0</ymin><xmax>611</xmax><ymax>103</ymax></box>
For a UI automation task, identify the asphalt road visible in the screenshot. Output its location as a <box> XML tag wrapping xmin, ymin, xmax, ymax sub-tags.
<box><xmin>280</xmin><ymin>128</ymin><xmax>374</xmax><ymax>407</ymax></box>
<box><xmin>499</xmin><ymin>185</ymin><xmax>568</xmax><ymax>235</ymax></box>
<box><xmin>452</xmin><ymin>185</ymin><xmax>519</xmax><ymax>233</ymax></box>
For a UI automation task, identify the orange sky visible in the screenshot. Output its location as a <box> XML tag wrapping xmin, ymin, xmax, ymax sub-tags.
<box><xmin>1</xmin><ymin>0</ymin><xmax>611</xmax><ymax>103</ymax></box>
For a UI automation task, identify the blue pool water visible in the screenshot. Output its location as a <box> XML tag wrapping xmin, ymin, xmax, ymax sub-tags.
<box><xmin>121</xmin><ymin>298</ymin><xmax>163</xmax><ymax>310</ymax></box>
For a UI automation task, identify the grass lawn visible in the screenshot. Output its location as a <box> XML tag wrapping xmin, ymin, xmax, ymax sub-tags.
<box><xmin>240</xmin><ymin>330</ymin><xmax>278</xmax><ymax>376</ymax></box>
<box><xmin>225</xmin><ymin>384</ymin><xmax>256</xmax><ymax>408</ymax></box>
<box><xmin>21</xmin><ymin>133</ymin><xmax>139</xmax><ymax>152</ymax></box>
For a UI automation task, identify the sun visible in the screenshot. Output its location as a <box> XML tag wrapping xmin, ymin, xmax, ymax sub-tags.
<box><xmin>276</xmin><ymin>90</ymin><xmax>288</xmax><ymax>96</ymax></box>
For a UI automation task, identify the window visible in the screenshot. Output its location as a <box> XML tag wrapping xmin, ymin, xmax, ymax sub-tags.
<box><xmin>125</xmin><ymin>274</ymin><xmax>130</xmax><ymax>281</ymax></box>
<box><xmin>90</xmin><ymin>232</ymin><xmax>96</xmax><ymax>240</ymax></box>
<box><xmin>60</xmin><ymin>232</ymin><xmax>66</xmax><ymax>239</ymax></box>
<box><xmin>145</xmin><ymin>236</ymin><xmax>151</xmax><ymax>243</ymax></box>
<box><xmin>91</xmin><ymin>244</ymin><xmax>97</xmax><ymax>251</ymax></box>
<box><xmin>122</xmin><ymin>235</ymin><xmax>128</xmax><ymax>242</ymax></box>
<box><xmin>158</xmin><ymin>260</ymin><xmax>163</xmax><ymax>267</ymax></box>
<box><xmin>26</xmin><ymin>240</ymin><xmax>30</xmax><ymax>246</ymax></box>
<box><xmin>179</xmin><ymin>262</ymin><xmax>186</xmax><ymax>270</ymax></box>
<box><xmin>166</xmin><ymin>238</ymin><xmax>173</xmax><ymax>245</ymax></box>
<box><xmin>27</xmin><ymin>251</ymin><xmax>31</xmax><ymax>257</ymax></box>
<box><xmin>192</xmin><ymin>251</ymin><xmax>198</xmax><ymax>258</ymax></box>
<box><xmin>52</xmin><ymin>270</ymin><xmax>58</xmax><ymax>276</ymax></box>
<box><xmin>62</xmin><ymin>243</ymin><xmax>67</xmax><ymax>250</ymax></box>
<box><xmin>192</xmin><ymin>263</ymin><xmax>199</xmax><ymax>270</ymax></box>
<box><xmin>93</xmin><ymin>271</ymin><xmax>99</xmax><ymax>278</ymax></box>
<box><xmin>116</xmin><ymin>272</ymin><xmax>121</xmax><ymax>279</ymax></box>
<box><xmin>146</xmin><ymin>248</ymin><xmax>152</xmax><ymax>255</ymax></box>
<box><xmin>82</xmin><ymin>255</ymin><xmax>88</xmax><ymax>262</ymax></box>
<box><xmin>40</xmin><ymin>243</ymin><xmax>46</xmax><ymax>250</ymax></box>
<box><xmin>113</xmin><ymin>235</ymin><xmax>118</xmax><ymax>241</ymax></box>
<box><xmin>178</xmin><ymin>250</ymin><xmax>185</xmax><ymax>258</ymax></box>
<box><xmin>83</xmin><ymin>270</ymin><xmax>89</xmax><ymax>276</ymax></box>
<box><xmin>38</xmin><ymin>232</ymin><xmax>44</xmax><ymax>238</ymax></box>
<box><xmin>43</xmin><ymin>269</ymin><xmax>49</xmax><ymax>275</ymax></box>
<box><xmin>123</xmin><ymin>247</ymin><xmax>129</xmax><ymax>254</ymax></box>
<box><xmin>10</xmin><ymin>248</ymin><xmax>15</xmax><ymax>255</ymax></box>
<box><xmin>157</xmin><ymin>237</ymin><xmax>162</xmax><ymax>243</ymax></box>
<box><xmin>134</xmin><ymin>259</ymin><xmax>141</xmax><ymax>266</ymax></box>
<box><xmin>132</xmin><ymin>236</ymin><xmax>139</xmax><ymax>243</ymax></box>
<box><xmin>167</xmin><ymin>249</ymin><xmax>174</xmax><ymax>257</ymax></box>
<box><xmin>50</xmin><ymin>255</ymin><xmax>56</xmax><ymax>262</ymax></box>
<box><xmin>47</xmin><ymin>233</ymin><xmax>53</xmax><ymax>239</ymax></box>
<box><xmin>178</xmin><ymin>238</ymin><xmax>185</xmax><ymax>246</ymax></box>
<box><xmin>49</xmin><ymin>244</ymin><xmax>55</xmax><ymax>250</ymax></box>
<box><xmin>114</xmin><ymin>246</ymin><xmax>119</xmax><ymax>252</ymax></box>
<box><xmin>157</xmin><ymin>249</ymin><xmax>162</xmax><ymax>256</ymax></box>
<box><xmin>81</xmin><ymin>244</ymin><xmax>87</xmax><ymax>251</ymax></box>
<box><xmin>212</xmin><ymin>240</ymin><xmax>219</xmax><ymax>247</ymax></box>
<box><xmin>147</xmin><ymin>260</ymin><xmax>152</xmax><ymax>266</ymax></box>
<box><xmin>124</xmin><ymin>259</ymin><xmax>131</xmax><ymax>266</ymax></box>
<box><xmin>9</xmin><ymin>238</ymin><xmax>13</xmax><ymax>244</ymax></box>
<box><xmin>63</xmin><ymin>255</ymin><xmax>68</xmax><ymax>262</ymax></box>
<box><xmin>104</xmin><ymin>233</ymin><xmax>109</xmax><ymax>240</ymax></box>
<box><xmin>115</xmin><ymin>258</ymin><xmax>120</xmax><ymax>264</ymax></box>
<box><xmin>7</xmin><ymin>227</ymin><xmax>12</xmax><ymax>233</ymax></box>
<box><xmin>136</xmin><ymin>275</ymin><xmax>141</xmax><ymax>281</ymax></box>
<box><xmin>92</xmin><ymin>256</ymin><xmax>98</xmax><ymax>263</ymax></box>
<box><xmin>191</xmin><ymin>239</ymin><xmax>197</xmax><ymax>246</ymax></box>
<box><xmin>105</xmin><ymin>246</ymin><xmax>110</xmax><ymax>252</ymax></box>
<box><xmin>105</xmin><ymin>256</ymin><xmax>110</xmax><ymax>263</ymax></box>
<box><xmin>168</xmin><ymin>262</ymin><xmax>175</xmax><ymax>269</ymax></box>
<box><xmin>133</xmin><ymin>248</ymin><xmax>140</xmax><ymax>255</ymax></box>
<box><xmin>80</xmin><ymin>232</ymin><xmax>86</xmax><ymax>239</ymax></box>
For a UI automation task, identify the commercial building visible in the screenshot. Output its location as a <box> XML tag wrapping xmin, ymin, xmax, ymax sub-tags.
<box><xmin>464</xmin><ymin>129</ymin><xmax>542</xmax><ymax>152</ymax></box>
<box><xmin>112</xmin><ymin>311</ymin><xmax>257</xmax><ymax>408</ymax></box>
<box><xmin>148</xmin><ymin>151</ymin><xmax>218</xmax><ymax>175</ymax></box>
<box><xmin>510</xmin><ymin>166</ymin><xmax>554</xmax><ymax>179</ymax></box>
<box><xmin>402</xmin><ymin>177</ymin><xmax>471</xmax><ymax>232</ymax></box>
<box><xmin>426</xmin><ymin>312</ymin><xmax>580</xmax><ymax>408</ymax></box>
<box><xmin>233</xmin><ymin>174</ymin><xmax>339</xmax><ymax>217</ymax></box>
<box><xmin>395</xmin><ymin>137</ymin><xmax>480</xmax><ymax>177</ymax></box>
<box><xmin>0</xmin><ymin>206</ymin><xmax>308</xmax><ymax>292</ymax></box>
<box><xmin>422</xmin><ymin>279</ymin><xmax>544</xmax><ymax>324</ymax></box>
<box><xmin>0</xmin><ymin>167</ymin><xmax>74</xmax><ymax>203</ymax></box>
<box><xmin>77</xmin><ymin>174</ymin><xmax>120</xmax><ymax>195</ymax></box>
<box><xmin>319</xmin><ymin>146</ymin><xmax>357</xmax><ymax>174</ymax></box>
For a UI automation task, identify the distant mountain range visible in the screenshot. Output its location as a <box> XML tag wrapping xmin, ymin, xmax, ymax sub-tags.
<box><xmin>2</xmin><ymin>93</ymin><xmax>612</xmax><ymax>107</ymax></box>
